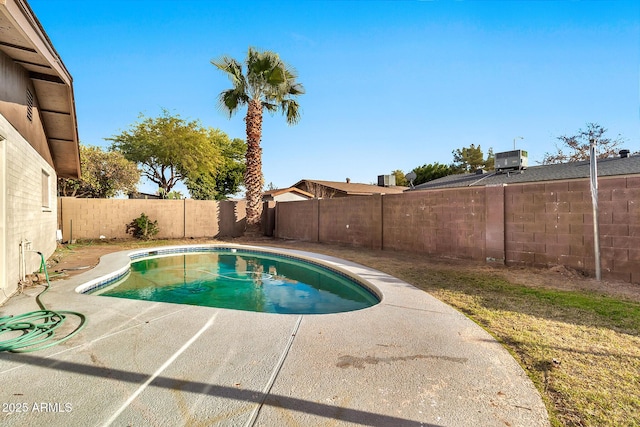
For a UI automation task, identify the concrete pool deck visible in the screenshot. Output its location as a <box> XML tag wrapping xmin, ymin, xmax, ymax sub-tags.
<box><xmin>0</xmin><ymin>244</ymin><xmax>550</xmax><ymax>426</ymax></box>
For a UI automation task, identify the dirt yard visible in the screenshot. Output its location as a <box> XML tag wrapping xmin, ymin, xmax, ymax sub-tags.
<box><xmin>46</xmin><ymin>237</ymin><xmax>640</xmax><ymax>303</ymax></box>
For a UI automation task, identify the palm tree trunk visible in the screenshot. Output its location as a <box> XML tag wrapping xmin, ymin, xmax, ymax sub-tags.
<box><xmin>244</xmin><ymin>99</ymin><xmax>264</xmax><ymax>229</ymax></box>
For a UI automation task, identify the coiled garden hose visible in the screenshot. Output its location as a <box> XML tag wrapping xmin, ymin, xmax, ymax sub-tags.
<box><xmin>0</xmin><ymin>252</ymin><xmax>86</xmax><ymax>353</ymax></box>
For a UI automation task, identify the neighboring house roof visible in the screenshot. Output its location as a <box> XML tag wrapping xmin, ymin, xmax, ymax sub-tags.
<box><xmin>128</xmin><ymin>191</ymin><xmax>161</xmax><ymax>200</ymax></box>
<box><xmin>0</xmin><ymin>0</ymin><xmax>80</xmax><ymax>178</ymax></box>
<box><xmin>411</xmin><ymin>154</ymin><xmax>640</xmax><ymax>191</ymax></box>
<box><xmin>263</xmin><ymin>187</ymin><xmax>314</xmax><ymax>199</ymax></box>
<box><xmin>294</xmin><ymin>179</ymin><xmax>408</xmax><ymax>197</ymax></box>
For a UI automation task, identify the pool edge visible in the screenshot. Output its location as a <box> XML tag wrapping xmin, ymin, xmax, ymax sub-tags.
<box><xmin>73</xmin><ymin>244</ymin><xmax>385</xmax><ymax>307</ymax></box>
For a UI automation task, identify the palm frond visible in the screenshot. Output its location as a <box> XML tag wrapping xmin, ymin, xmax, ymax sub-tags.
<box><xmin>262</xmin><ymin>102</ymin><xmax>278</xmax><ymax>113</ymax></box>
<box><xmin>288</xmin><ymin>82</ymin><xmax>305</xmax><ymax>96</ymax></box>
<box><xmin>211</xmin><ymin>56</ymin><xmax>247</xmax><ymax>90</ymax></box>
<box><xmin>266</xmin><ymin>65</ymin><xmax>286</xmax><ymax>86</ymax></box>
<box><xmin>217</xmin><ymin>88</ymin><xmax>248</xmax><ymax>118</ymax></box>
<box><xmin>281</xmin><ymin>99</ymin><xmax>302</xmax><ymax>125</ymax></box>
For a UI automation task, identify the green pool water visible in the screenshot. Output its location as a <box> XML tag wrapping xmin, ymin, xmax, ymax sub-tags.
<box><xmin>91</xmin><ymin>250</ymin><xmax>379</xmax><ymax>314</ymax></box>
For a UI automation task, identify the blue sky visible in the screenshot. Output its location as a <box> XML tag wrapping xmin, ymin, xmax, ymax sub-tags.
<box><xmin>30</xmin><ymin>0</ymin><xmax>640</xmax><ymax>194</ymax></box>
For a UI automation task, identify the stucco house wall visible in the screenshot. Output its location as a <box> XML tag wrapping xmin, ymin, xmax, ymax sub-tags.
<box><xmin>263</xmin><ymin>187</ymin><xmax>313</xmax><ymax>202</ymax></box>
<box><xmin>271</xmin><ymin>192</ymin><xmax>309</xmax><ymax>202</ymax></box>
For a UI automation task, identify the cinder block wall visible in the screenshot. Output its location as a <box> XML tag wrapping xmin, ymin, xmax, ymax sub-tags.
<box><xmin>262</xmin><ymin>201</ymin><xmax>276</xmax><ymax>236</ymax></box>
<box><xmin>58</xmin><ymin>198</ymin><xmax>247</xmax><ymax>241</ymax></box>
<box><xmin>184</xmin><ymin>199</ymin><xmax>218</xmax><ymax>237</ymax></box>
<box><xmin>383</xmin><ymin>188</ymin><xmax>486</xmax><ymax>259</ymax></box>
<box><xmin>275</xmin><ymin>199</ymin><xmax>319</xmax><ymax>242</ymax></box>
<box><xmin>603</xmin><ymin>177</ymin><xmax>640</xmax><ymax>283</ymax></box>
<box><xmin>274</xmin><ymin>176</ymin><xmax>640</xmax><ymax>284</ymax></box>
<box><xmin>505</xmin><ymin>181</ymin><xmax>588</xmax><ymax>268</ymax></box>
<box><xmin>55</xmin><ymin>176</ymin><xmax>640</xmax><ymax>284</ymax></box>
<box><xmin>505</xmin><ymin>176</ymin><xmax>640</xmax><ymax>283</ymax></box>
<box><xmin>319</xmin><ymin>195</ymin><xmax>382</xmax><ymax>249</ymax></box>
<box><xmin>2</xmin><ymin>117</ymin><xmax>57</xmax><ymax>299</ymax></box>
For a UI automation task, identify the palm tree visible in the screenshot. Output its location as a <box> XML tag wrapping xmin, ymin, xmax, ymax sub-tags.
<box><xmin>212</xmin><ymin>47</ymin><xmax>304</xmax><ymax>231</ymax></box>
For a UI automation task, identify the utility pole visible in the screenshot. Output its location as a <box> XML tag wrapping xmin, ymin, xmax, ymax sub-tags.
<box><xmin>589</xmin><ymin>137</ymin><xmax>601</xmax><ymax>280</ymax></box>
<box><xmin>513</xmin><ymin>136</ymin><xmax>523</xmax><ymax>150</ymax></box>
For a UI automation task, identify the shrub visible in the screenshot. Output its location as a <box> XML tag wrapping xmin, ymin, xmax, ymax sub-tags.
<box><xmin>126</xmin><ymin>213</ymin><xmax>159</xmax><ymax>240</ymax></box>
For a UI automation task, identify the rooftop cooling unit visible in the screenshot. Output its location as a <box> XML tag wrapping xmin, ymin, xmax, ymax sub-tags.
<box><xmin>377</xmin><ymin>174</ymin><xmax>396</xmax><ymax>187</ymax></box>
<box><xmin>495</xmin><ymin>149</ymin><xmax>528</xmax><ymax>172</ymax></box>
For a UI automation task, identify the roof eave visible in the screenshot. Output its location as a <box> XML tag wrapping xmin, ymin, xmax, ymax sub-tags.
<box><xmin>1</xmin><ymin>0</ymin><xmax>80</xmax><ymax>179</ymax></box>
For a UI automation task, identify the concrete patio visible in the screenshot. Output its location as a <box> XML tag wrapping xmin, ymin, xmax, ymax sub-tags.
<box><xmin>0</xmin><ymin>245</ymin><xmax>549</xmax><ymax>426</ymax></box>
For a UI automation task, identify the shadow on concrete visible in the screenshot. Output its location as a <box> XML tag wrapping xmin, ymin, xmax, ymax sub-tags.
<box><xmin>1</xmin><ymin>353</ymin><xmax>440</xmax><ymax>427</ymax></box>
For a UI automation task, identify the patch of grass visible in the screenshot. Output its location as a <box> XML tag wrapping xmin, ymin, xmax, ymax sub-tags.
<box><xmin>404</xmin><ymin>269</ymin><xmax>640</xmax><ymax>334</ymax></box>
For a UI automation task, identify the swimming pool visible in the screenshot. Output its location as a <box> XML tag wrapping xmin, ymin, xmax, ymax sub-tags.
<box><xmin>80</xmin><ymin>246</ymin><xmax>380</xmax><ymax>314</ymax></box>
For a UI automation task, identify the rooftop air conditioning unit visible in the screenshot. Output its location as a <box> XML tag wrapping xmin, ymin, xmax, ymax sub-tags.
<box><xmin>495</xmin><ymin>149</ymin><xmax>528</xmax><ymax>172</ymax></box>
<box><xmin>377</xmin><ymin>174</ymin><xmax>396</xmax><ymax>187</ymax></box>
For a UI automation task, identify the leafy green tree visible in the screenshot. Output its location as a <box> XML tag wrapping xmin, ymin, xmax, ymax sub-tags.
<box><xmin>452</xmin><ymin>144</ymin><xmax>486</xmax><ymax>172</ymax></box>
<box><xmin>484</xmin><ymin>147</ymin><xmax>495</xmax><ymax>171</ymax></box>
<box><xmin>157</xmin><ymin>189</ymin><xmax>184</xmax><ymax>199</ymax></box>
<box><xmin>212</xmin><ymin>47</ymin><xmax>304</xmax><ymax>228</ymax></box>
<box><xmin>58</xmin><ymin>144</ymin><xmax>140</xmax><ymax>198</ymax></box>
<box><xmin>186</xmin><ymin>132</ymin><xmax>246</xmax><ymax>200</ymax></box>
<box><xmin>412</xmin><ymin>163</ymin><xmax>455</xmax><ymax>185</ymax></box>
<box><xmin>108</xmin><ymin>110</ymin><xmax>221</xmax><ymax>197</ymax></box>
<box><xmin>392</xmin><ymin>170</ymin><xmax>408</xmax><ymax>186</ymax></box>
<box><xmin>542</xmin><ymin>123</ymin><xmax>626</xmax><ymax>164</ymax></box>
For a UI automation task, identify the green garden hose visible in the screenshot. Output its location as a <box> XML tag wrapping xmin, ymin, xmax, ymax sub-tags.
<box><xmin>0</xmin><ymin>252</ymin><xmax>86</xmax><ymax>353</ymax></box>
